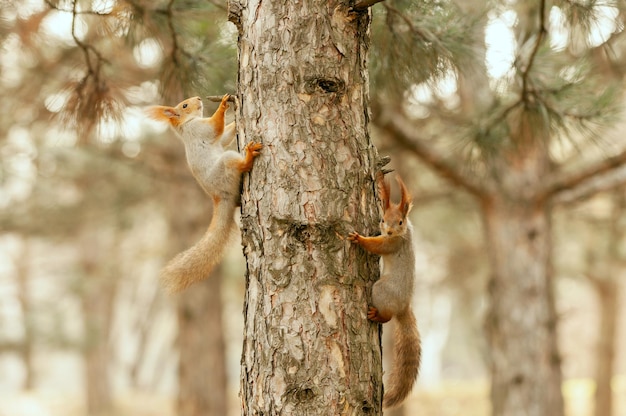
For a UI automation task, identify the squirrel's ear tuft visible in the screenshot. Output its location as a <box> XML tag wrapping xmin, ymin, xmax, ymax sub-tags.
<box><xmin>396</xmin><ymin>175</ymin><xmax>413</xmax><ymax>217</ymax></box>
<box><xmin>377</xmin><ymin>174</ymin><xmax>391</xmax><ymax>210</ymax></box>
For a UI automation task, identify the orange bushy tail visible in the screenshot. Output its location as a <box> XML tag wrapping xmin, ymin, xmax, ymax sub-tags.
<box><xmin>383</xmin><ymin>307</ymin><xmax>421</xmax><ymax>408</ymax></box>
<box><xmin>160</xmin><ymin>198</ymin><xmax>236</xmax><ymax>293</ymax></box>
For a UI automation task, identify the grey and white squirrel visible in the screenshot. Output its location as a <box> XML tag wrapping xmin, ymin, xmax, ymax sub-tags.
<box><xmin>147</xmin><ymin>94</ymin><xmax>262</xmax><ymax>292</ymax></box>
<box><xmin>349</xmin><ymin>172</ymin><xmax>421</xmax><ymax>409</ymax></box>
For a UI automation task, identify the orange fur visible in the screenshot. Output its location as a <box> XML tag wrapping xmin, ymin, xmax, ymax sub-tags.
<box><xmin>228</xmin><ymin>142</ymin><xmax>264</xmax><ymax>173</ymax></box>
<box><xmin>199</xmin><ymin>94</ymin><xmax>230</xmax><ymax>139</ymax></box>
<box><xmin>348</xmin><ymin>234</ymin><xmax>403</xmax><ymax>255</ymax></box>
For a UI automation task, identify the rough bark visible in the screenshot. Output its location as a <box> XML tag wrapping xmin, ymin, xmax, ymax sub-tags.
<box><xmin>230</xmin><ymin>1</ymin><xmax>384</xmax><ymax>414</ymax></box>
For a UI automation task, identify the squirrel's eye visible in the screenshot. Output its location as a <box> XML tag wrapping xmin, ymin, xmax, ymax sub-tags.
<box><xmin>182</xmin><ymin>103</ymin><xmax>188</xmax><ymax>109</ymax></box>
<box><xmin>399</xmin><ymin>221</ymin><xmax>403</xmax><ymax>225</ymax></box>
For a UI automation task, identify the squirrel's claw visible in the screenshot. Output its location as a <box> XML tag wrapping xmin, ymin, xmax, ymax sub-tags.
<box><xmin>367</xmin><ymin>306</ymin><xmax>391</xmax><ymax>323</ymax></box>
<box><xmin>220</xmin><ymin>94</ymin><xmax>230</xmax><ymax>110</ymax></box>
<box><xmin>347</xmin><ymin>231</ymin><xmax>360</xmax><ymax>242</ymax></box>
<box><xmin>245</xmin><ymin>141</ymin><xmax>263</xmax><ymax>157</ymax></box>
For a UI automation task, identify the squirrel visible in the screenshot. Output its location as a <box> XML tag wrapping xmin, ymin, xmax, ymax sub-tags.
<box><xmin>146</xmin><ymin>94</ymin><xmax>262</xmax><ymax>293</ymax></box>
<box><xmin>348</xmin><ymin>173</ymin><xmax>421</xmax><ymax>409</ymax></box>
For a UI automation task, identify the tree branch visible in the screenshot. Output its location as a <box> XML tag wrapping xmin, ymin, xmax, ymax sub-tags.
<box><xmin>382</xmin><ymin>3</ymin><xmax>442</xmax><ymax>46</ymax></box>
<box><xmin>44</xmin><ymin>0</ymin><xmax>111</xmax><ymax>15</ymax></box>
<box><xmin>352</xmin><ymin>0</ymin><xmax>386</xmax><ymax>11</ymax></box>
<box><xmin>206</xmin><ymin>95</ymin><xmax>236</xmax><ymax>102</ymax></box>
<box><xmin>546</xmin><ymin>149</ymin><xmax>626</xmax><ymax>205</ymax></box>
<box><xmin>166</xmin><ymin>0</ymin><xmax>180</xmax><ymax>66</ymax></box>
<box><xmin>521</xmin><ymin>0</ymin><xmax>547</xmax><ymax>100</ymax></box>
<box><xmin>67</xmin><ymin>0</ymin><xmax>109</xmax><ymax>75</ymax></box>
<box><xmin>373</xmin><ymin>101</ymin><xmax>489</xmax><ymax>199</ymax></box>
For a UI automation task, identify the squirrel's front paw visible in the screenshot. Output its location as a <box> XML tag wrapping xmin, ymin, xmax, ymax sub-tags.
<box><xmin>347</xmin><ymin>231</ymin><xmax>361</xmax><ymax>243</ymax></box>
<box><xmin>220</xmin><ymin>94</ymin><xmax>230</xmax><ymax>110</ymax></box>
<box><xmin>246</xmin><ymin>141</ymin><xmax>263</xmax><ymax>156</ymax></box>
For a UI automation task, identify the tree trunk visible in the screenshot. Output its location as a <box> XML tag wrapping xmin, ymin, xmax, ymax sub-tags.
<box><xmin>375</xmin><ymin>104</ymin><xmax>568</xmax><ymax>416</ymax></box>
<box><xmin>483</xmin><ymin>133</ymin><xmax>564</xmax><ymax>416</ymax></box>
<box><xmin>177</xmin><ymin>269</ymin><xmax>227</xmax><ymax>416</ymax></box>
<box><xmin>483</xmin><ymin>197</ymin><xmax>563</xmax><ymax>416</ymax></box>
<box><xmin>591</xmin><ymin>278</ymin><xmax>618</xmax><ymax>416</ymax></box>
<box><xmin>79</xmin><ymin>229</ymin><xmax>115</xmax><ymax>416</ymax></box>
<box><xmin>15</xmin><ymin>239</ymin><xmax>35</xmax><ymax>390</ymax></box>
<box><xmin>587</xmin><ymin>188</ymin><xmax>625</xmax><ymax>416</ymax></box>
<box><xmin>229</xmin><ymin>1</ymin><xmax>384</xmax><ymax>414</ymax></box>
<box><xmin>167</xmin><ymin>175</ymin><xmax>228</xmax><ymax>416</ymax></box>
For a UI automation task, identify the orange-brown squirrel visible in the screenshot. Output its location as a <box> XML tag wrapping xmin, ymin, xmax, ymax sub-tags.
<box><xmin>348</xmin><ymin>173</ymin><xmax>421</xmax><ymax>409</ymax></box>
<box><xmin>146</xmin><ymin>94</ymin><xmax>262</xmax><ymax>293</ymax></box>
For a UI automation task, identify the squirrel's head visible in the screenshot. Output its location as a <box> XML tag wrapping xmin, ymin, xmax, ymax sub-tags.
<box><xmin>146</xmin><ymin>96</ymin><xmax>203</xmax><ymax>128</ymax></box>
<box><xmin>174</xmin><ymin>96</ymin><xmax>203</xmax><ymax>120</ymax></box>
<box><xmin>379</xmin><ymin>174</ymin><xmax>412</xmax><ymax>237</ymax></box>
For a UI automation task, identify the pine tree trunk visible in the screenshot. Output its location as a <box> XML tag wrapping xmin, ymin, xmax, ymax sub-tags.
<box><xmin>229</xmin><ymin>1</ymin><xmax>384</xmax><ymax>414</ymax></box>
<box><xmin>177</xmin><ymin>270</ymin><xmax>227</xmax><ymax>416</ymax></box>
<box><xmin>483</xmin><ymin>136</ymin><xmax>564</xmax><ymax>416</ymax></box>
<box><xmin>167</xmin><ymin>178</ymin><xmax>228</xmax><ymax>416</ymax></box>
<box><xmin>587</xmin><ymin>190</ymin><xmax>624</xmax><ymax>416</ymax></box>
<box><xmin>592</xmin><ymin>278</ymin><xmax>618</xmax><ymax>416</ymax></box>
<box><xmin>79</xmin><ymin>229</ymin><xmax>115</xmax><ymax>416</ymax></box>
<box><xmin>16</xmin><ymin>239</ymin><xmax>35</xmax><ymax>390</ymax></box>
<box><xmin>483</xmin><ymin>197</ymin><xmax>563</xmax><ymax>416</ymax></box>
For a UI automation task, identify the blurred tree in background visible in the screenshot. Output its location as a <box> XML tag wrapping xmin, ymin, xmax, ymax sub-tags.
<box><xmin>369</xmin><ymin>1</ymin><xmax>626</xmax><ymax>415</ymax></box>
<box><xmin>1</xmin><ymin>1</ymin><xmax>236</xmax><ymax>415</ymax></box>
<box><xmin>0</xmin><ymin>1</ymin><xmax>625</xmax><ymax>416</ymax></box>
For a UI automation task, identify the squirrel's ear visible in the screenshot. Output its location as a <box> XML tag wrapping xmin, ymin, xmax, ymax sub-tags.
<box><xmin>396</xmin><ymin>175</ymin><xmax>413</xmax><ymax>217</ymax></box>
<box><xmin>377</xmin><ymin>174</ymin><xmax>391</xmax><ymax>210</ymax></box>
<box><xmin>163</xmin><ymin>108</ymin><xmax>180</xmax><ymax>118</ymax></box>
<box><xmin>145</xmin><ymin>105</ymin><xmax>179</xmax><ymax>121</ymax></box>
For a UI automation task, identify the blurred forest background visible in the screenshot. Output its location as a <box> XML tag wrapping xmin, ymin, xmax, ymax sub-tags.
<box><xmin>0</xmin><ymin>0</ymin><xmax>625</xmax><ymax>415</ymax></box>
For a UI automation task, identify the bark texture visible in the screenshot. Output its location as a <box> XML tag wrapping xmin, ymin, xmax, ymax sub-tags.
<box><xmin>230</xmin><ymin>1</ymin><xmax>384</xmax><ymax>414</ymax></box>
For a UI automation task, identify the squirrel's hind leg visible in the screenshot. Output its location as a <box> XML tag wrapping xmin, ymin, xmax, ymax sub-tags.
<box><xmin>368</xmin><ymin>306</ymin><xmax>392</xmax><ymax>323</ymax></box>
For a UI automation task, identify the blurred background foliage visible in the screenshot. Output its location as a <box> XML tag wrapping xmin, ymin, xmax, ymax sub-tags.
<box><xmin>0</xmin><ymin>1</ymin><xmax>625</xmax><ymax>415</ymax></box>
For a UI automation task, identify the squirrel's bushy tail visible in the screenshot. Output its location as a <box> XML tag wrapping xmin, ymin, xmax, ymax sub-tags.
<box><xmin>384</xmin><ymin>307</ymin><xmax>421</xmax><ymax>409</ymax></box>
<box><xmin>160</xmin><ymin>198</ymin><xmax>236</xmax><ymax>293</ymax></box>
